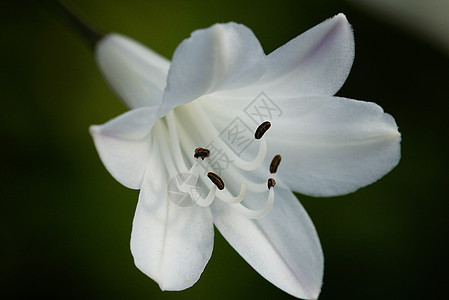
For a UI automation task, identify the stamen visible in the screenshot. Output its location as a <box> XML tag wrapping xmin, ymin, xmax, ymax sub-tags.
<box><xmin>195</xmin><ymin>186</ymin><xmax>216</xmax><ymax>207</ymax></box>
<box><xmin>267</xmin><ymin>178</ymin><xmax>276</xmax><ymax>189</ymax></box>
<box><xmin>233</xmin><ymin>138</ymin><xmax>267</xmax><ymax>171</ymax></box>
<box><xmin>194</xmin><ymin>147</ymin><xmax>210</xmax><ymax>160</ymax></box>
<box><xmin>215</xmin><ymin>182</ymin><xmax>247</xmax><ymax>204</ymax></box>
<box><xmin>153</xmin><ymin>121</ymin><xmax>179</xmax><ymax>178</ymax></box>
<box><xmin>234</xmin><ymin>121</ymin><xmax>271</xmax><ymax>170</ymax></box>
<box><xmin>270</xmin><ymin>155</ymin><xmax>282</xmax><ymax>174</ymax></box>
<box><xmin>182</xmin><ymin>106</ymin><xmax>268</xmax><ymax>172</ymax></box>
<box><xmin>178</xmin><ymin>159</ymin><xmax>201</xmax><ymax>192</ymax></box>
<box><xmin>207</xmin><ymin>172</ymin><xmax>225</xmax><ymax>190</ymax></box>
<box><xmin>255</xmin><ymin>121</ymin><xmax>271</xmax><ymax>139</ymax></box>
<box><xmin>166</xmin><ymin>111</ymin><xmax>188</xmax><ymax>173</ymax></box>
<box><xmin>230</xmin><ymin>187</ymin><xmax>275</xmax><ymax>219</ymax></box>
<box><xmin>169</xmin><ymin>108</ymin><xmax>280</xmax><ymax>217</ymax></box>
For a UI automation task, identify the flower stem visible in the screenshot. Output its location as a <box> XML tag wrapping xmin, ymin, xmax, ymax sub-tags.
<box><xmin>42</xmin><ymin>0</ymin><xmax>104</xmax><ymax>50</ymax></box>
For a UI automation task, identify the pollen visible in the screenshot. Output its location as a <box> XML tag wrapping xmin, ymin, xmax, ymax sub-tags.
<box><xmin>194</xmin><ymin>147</ymin><xmax>210</xmax><ymax>160</ymax></box>
<box><xmin>207</xmin><ymin>172</ymin><xmax>225</xmax><ymax>190</ymax></box>
<box><xmin>267</xmin><ymin>178</ymin><xmax>276</xmax><ymax>189</ymax></box>
<box><xmin>270</xmin><ymin>155</ymin><xmax>282</xmax><ymax>174</ymax></box>
<box><xmin>254</xmin><ymin>121</ymin><xmax>271</xmax><ymax>140</ymax></box>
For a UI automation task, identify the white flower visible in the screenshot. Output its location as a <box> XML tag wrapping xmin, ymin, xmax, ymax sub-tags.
<box><xmin>90</xmin><ymin>14</ymin><xmax>400</xmax><ymax>299</ymax></box>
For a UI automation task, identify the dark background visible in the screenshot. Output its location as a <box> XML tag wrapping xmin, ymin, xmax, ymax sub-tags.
<box><xmin>1</xmin><ymin>0</ymin><xmax>448</xmax><ymax>299</ymax></box>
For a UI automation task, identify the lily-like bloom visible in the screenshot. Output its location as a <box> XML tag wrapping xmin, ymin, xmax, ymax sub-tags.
<box><xmin>90</xmin><ymin>14</ymin><xmax>400</xmax><ymax>299</ymax></box>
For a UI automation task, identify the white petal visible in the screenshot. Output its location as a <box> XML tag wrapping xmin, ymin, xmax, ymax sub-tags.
<box><xmin>96</xmin><ymin>34</ymin><xmax>170</xmax><ymax>109</ymax></box>
<box><xmin>224</xmin><ymin>13</ymin><xmax>354</xmax><ymax>100</ymax></box>
<box><xmin>211</xmin><ymin>187</ymin><xmax>323</xmax><ymax>299</ymax></box>
<box><xmin>131</xmin><ymin>142</ymin><xmax>214</xmax><ymax>291</ymax></box>
<box><xmin>89</xmin><ymin>106</ymin><xmax>159</xmax><ymax>189</ymax></box>
<box><xmin>160</xmin><ymin>22</ymin><xmax>266</xmax><ymax>115</ymax></box>
<box><xmin>264</xmin><ymin>13</ymin><xmax>354</xmax><ymax>97</ymax></box>
<box><xmin>267</xmin><ymin>96</ymin><xmax>401</xmax><ymax>197</ymax></box>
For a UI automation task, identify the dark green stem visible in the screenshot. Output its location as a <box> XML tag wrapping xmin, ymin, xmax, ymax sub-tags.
<box><xmin>42</xmin><ymin>0</ymin><xmax>105</xmax><ymax>50</ymax></box>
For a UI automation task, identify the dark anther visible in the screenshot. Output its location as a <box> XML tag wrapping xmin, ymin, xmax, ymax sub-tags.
<box><xmin>254</xmin><ymin>121</ymin><xmax>271</xmax><ymax>140</ymax></box>
<box><xmin>269</xmin><ymin>155</ymin><xmax>282</xmax><ymax>174</ymax></box>
<box><xmin>207</xmin><ymin>172</ymin><xmax>225</xmax><ymax>190</ymax></box>
<box><xmin>194</xmin><ymin>147</ymin><xmax>210</xmax><ymax>160</ymax></box>
<box><xmin>267</xmin><ymin>178</ymin><xmax>276</xmax><ymax>189</ymax></box>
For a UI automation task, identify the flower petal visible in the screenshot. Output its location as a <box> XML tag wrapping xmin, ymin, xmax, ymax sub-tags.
<box><xmin>131</xmin><ymin>142</ymin><xmax>214</xmax><ymax>291</ymax></box>
<box><xmin>263</xmin><ymin>13</ymin><xmax>354</xmax><ymax>97</ymax></box>
<box><xmin>96</xmin><ymin>34</ymin><xmax>170</xmax><ymax>109</ymax></box>
<box><xmin>160</xmin><ymin>22</ymin><xmax>266</xmax><ymax>115</ymax></box>
<box><xmin>223</xmin><ymin>13</ymin><xmax>354</xmax><ymax>100</ymax></box>
<box><xmin>211</xmin><ymin>186</ymin><xmax>323</xmax><ymax>299</ymax></box>
<box><xmin>89</xmin><ymin>106</ymin><xmax>159</xmax><ymax>189</ymax></box>
<box><xmin>267</xmin><ymin>96</ymin><xmax>401</xmax><ymax>197</ymax></box>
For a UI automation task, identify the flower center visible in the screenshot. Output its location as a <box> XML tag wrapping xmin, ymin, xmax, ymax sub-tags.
<box><xmin>154</xmin><ymin>106</ymin><xmax>282</xmax><ymax>219</ymax></box>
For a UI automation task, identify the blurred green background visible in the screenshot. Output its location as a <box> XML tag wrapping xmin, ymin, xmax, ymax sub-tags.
<box><xmin>1</xmin><ymin>0</ymin><xmax>448</xmax><ymax>299</ymax></box>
